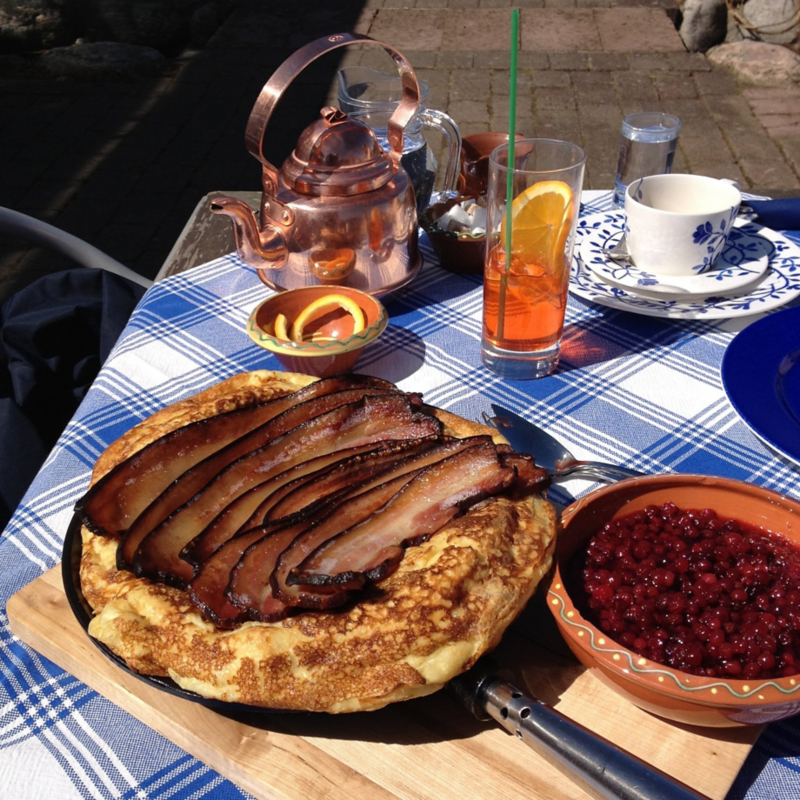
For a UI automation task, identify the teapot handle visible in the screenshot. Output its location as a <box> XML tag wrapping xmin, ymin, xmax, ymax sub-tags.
<box><xmin>244</xmin><ymin>32</ymin><xmax>421</xmax><ymax>193</ymax></box>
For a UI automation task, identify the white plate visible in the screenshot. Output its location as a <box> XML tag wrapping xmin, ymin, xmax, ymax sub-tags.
<box><xmin>570</xmin><ymin>216</ymin><xmax>800</xmax><ymax>320</ymax></box>
<box><xmin>579</xmin><ymin>212</ymin><xmax>770</xmax><ymax>296</ymax></box>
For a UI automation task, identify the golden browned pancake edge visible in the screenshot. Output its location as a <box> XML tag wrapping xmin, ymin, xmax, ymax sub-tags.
<box><xmin>80</xmin><ymin>371</ymin><xmax>557</xmax><ymax>713</ymax></box>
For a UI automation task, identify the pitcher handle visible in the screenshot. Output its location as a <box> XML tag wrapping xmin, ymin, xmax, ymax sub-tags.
<box><xmin>419</xmin><ymin>109</ymin><xmax>462</xmax><ymax>198</ymax></box>
<box><xmin>244</xmin><ymin>33</ymin><xmax>421</xmax><ymax>193</ymax></box>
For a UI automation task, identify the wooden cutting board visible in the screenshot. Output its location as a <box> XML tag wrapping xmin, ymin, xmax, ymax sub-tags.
<box><xmin>8</xmin><ymin>566</ymin><xmax>760</xmax><ymax>800</ymax></box>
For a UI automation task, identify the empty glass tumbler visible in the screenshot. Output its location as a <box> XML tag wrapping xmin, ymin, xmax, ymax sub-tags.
<box><xmin>612</xmin><ymin>112</ymin><xmax>681</xmax><ymax>208</ymax></box>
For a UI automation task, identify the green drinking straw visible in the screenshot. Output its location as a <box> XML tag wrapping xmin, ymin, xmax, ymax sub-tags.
<box><xmin>497</xmin><ymin>8</ymin><xmax>519</xmax><ymax>341</ymax></box>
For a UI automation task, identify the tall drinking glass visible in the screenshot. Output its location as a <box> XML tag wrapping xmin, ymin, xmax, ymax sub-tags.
<box><xmin>612</xmin><ymin>112</ymin><xmax>681</xmax><ymax>208</ymax></box>
<box><xmin>481</xmin><ymin>139</ymin><xmax>586</xmax><ymax>380</ymax></box>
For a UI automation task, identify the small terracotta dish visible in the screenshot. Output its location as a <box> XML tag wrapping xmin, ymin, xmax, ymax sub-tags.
<box><xmin>420</xmin><ymin>196</ymin><xmax>485</xmax><ymax>275</ymax></box>
<box><xmin>247</xmin><ymin>286</ymin><xmax>388</xmax><ymax>378</ymax></box>
<box><xmin>549</xmin><ymin>474</ymin><xmax>800</xmax><ymax>727</ymax></box>
<box><xmin>458</xmin><ymin>131</ymin><xmax>526</xmax><ymax>197</ymax></box>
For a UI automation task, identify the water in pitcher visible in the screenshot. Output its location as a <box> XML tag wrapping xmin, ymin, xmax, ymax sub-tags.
<box><xmin>372</xmin><ymin>131</ymin><xmax>436</xmax><ymax>212</ymax></box>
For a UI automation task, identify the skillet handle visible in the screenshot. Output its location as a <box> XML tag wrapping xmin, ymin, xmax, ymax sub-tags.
<box><xmin>478</xmin><ymin>677</ymin><xmax>710</xmax><ymax>800</ymax></box>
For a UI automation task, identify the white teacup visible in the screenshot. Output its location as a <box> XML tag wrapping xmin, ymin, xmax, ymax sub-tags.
<box><xmin>624</xmin><ymin>174</ymin><xmax>742</xmax><ymax>276</ymax></box>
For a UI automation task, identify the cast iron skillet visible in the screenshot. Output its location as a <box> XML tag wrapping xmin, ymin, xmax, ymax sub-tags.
<box><xmin>63</xmin><ymin>513</ymin><xmax>708</xmax><ymax>800</ymax></box>
<box><xmin>61</xmin><ymin>511</ymin><xmax>290</xmax><ymax>714</ymax></box>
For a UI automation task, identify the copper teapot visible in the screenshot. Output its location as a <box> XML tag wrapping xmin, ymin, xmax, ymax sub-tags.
<box><xmin>211</xmin><ymin>33</ymin><xmax>427</xmax><ymax>296</ymax></box>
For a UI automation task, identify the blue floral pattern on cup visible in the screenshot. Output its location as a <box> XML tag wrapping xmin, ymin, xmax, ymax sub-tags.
<box><xmin>690</xmin><ymin>206</ymin><xmax>740</xmax><ymax>273</ymax></box>
<box><xmin>693</xmin><ymin>220</ymin><xmax>726</xmax><ymax>246</ymax></box>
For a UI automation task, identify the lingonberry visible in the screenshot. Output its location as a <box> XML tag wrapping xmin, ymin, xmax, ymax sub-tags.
<box><xmin>569</xmin><ymin>505</ymin><xmax>800</xmax><ymax>679</ymax></box>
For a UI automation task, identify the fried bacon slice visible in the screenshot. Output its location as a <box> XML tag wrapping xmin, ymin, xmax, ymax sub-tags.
<box><xmin>267</xmin><ymin>436</ymin><xmax>496</xmax><ymax>610</ymax></box>
<box><xmin>117</xmin><ymin>384</ymin><xmax>405</xmax><ymax>571</ymax></box>
<box><xmin>181</xmin><ymin>437</ymin><xmax>440</xmax><ymax>570</ymax></box>
<box><xmin>180</xmin><ymin>441</ymin><xmax>387</xmax><ymax>569</ymax></box>
<box><xmin>76</xmin><ymin>374</ymin><xmax>394</xmax><ymax>537</ymax></box>
<box><xmin>227</xmin><ymin>472</ymin><xmax>416</xmax><ymax>622</ymax></box>
<box><xmin>133</xmin><ymin>394</ymin><xmax>442</xmax><ymax>586</ymax></box>
<box><xmin>225</xmin><ymin>436</ymin><xmax>491</xmax><ymax>620</ymax></box>
<box><xmin>287</xmin><ymin>441</ymin><xmax>523</xmax><ymax>599</ymax></box>
<box><xmin>259</xmin><ymin>436</ymin><xmax>448</xmax><ymax>523</ymax></box>
<box><xmin>188</xmin><ymin>522</ymin><xmax>303</xmax><ymax>628</ymax></box>
<box><xmin>499</xmin><ymin>450</ymin><xmax>551</xmax><ymax>494</ymax></box>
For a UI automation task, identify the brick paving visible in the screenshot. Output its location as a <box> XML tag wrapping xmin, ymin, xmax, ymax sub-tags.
<box><xmin>1</xmin><ymin>0</ymin><xmax>799</xmax><ymax>306</ymax></box>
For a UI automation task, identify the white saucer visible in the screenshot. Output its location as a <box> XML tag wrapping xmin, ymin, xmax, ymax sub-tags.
<box><xmin>578</xmin><ymin>212</ymin><xmax>771</xmax><ymax>296</ymax></box>
<box><xmin>570</xmin><ymin>217</ymin><xmax>800</xmax><ymax>320</ymax></box>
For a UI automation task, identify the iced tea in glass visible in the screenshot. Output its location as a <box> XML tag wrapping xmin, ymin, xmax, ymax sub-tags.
<box><xmin>481</xmin><ymin>139</ymin><xmax>586</xmax><ymax>379</ymax></box>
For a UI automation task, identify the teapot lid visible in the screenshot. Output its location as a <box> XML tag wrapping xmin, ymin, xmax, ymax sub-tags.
<box><xmin>282</xmin><ymin>107</ymin><xmax>395</xmax><ymax>197</ymax></box>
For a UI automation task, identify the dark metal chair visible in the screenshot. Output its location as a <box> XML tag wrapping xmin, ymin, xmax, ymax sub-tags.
<box><xmin>0</xmin><ymin>207</ymin><xmax>152</xmax><ymax>289</ymax></box>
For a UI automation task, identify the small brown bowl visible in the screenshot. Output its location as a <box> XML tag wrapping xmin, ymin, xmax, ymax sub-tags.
<box><xmin>246</xmin><ymin>286</ymin><xmax>388</xmax><ymax>378</ymax></box>
<box><xmin>549</xmin><ymin>474</ymin><xmax>800</xmax><ymax>727</ymax></box>
<box><xmin>458</xmin><ymin>131</ymin><xmax>526</xmax><ymax>197</ymax></box>
<box><xmin>420</xmin><ymin>196</ymin><xmax>486</xmax><ymax>275</ymax></box>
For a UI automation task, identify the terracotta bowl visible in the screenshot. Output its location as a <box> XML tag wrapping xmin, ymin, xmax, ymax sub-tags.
<box><xmin>549</xmin><ymin>474</ymin><xmax>800</xmax><ymax>727</ymax></box>
<box><xmin>420</xmin><ymin>195</ymin><xmax>485</xmax><ymax>275</ymax></box>
<box><xmin>246</xmin><ymin>286</ymin><xmax>388</xmax><ymax>378</ymax></box>
<box><xmin>458</xmin><ymin>131</ymin><xmax>526</xmax><ymax>197</ymax></box>
<box><xmin>422</xmin><ymin>133</ymin><xmax>534</xmax><ymax>275</ymax></box>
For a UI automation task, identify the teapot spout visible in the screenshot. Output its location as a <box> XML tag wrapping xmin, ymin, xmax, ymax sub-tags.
<box><xmin>210</xmin><ymin>196</ymin><xmax>287</xmax><ymax>269</ymax></box>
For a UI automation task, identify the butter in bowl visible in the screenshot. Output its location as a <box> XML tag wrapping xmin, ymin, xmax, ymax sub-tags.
<box><xmin>247</xmin><ymin>286</ymin><xmax>388</xmax><ymax>377</ymax></box>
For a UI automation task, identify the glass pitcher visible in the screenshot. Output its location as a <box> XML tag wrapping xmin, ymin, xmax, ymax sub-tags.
<box><xmin>337</xmin><ymin>66</ymin><xmax>461</xmax><ymax>210</ymax></box>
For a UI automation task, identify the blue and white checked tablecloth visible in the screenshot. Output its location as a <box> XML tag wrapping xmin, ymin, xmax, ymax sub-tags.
<box><xmin>2</xmin><ymin>191</ymin><xmax>799</xmax><ymax>799</ymax></box>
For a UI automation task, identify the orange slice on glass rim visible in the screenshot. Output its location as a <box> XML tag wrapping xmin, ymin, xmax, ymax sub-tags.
<box><xmin>499</xmin><ymin>180</ymin><xmax>575</xmax><ymax>276</ymax></box>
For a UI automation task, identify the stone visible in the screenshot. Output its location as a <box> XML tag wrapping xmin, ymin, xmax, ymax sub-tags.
<box><xmin>725</xmin><ymin>6</ymin><xmax>745</xmax><ymax>42</ymax></box>
<box><xmin>71</xmin><ymin>0</ymin><xmax>229</xmax><ymax>53</ymax></box>
<box><xmin>190</xmin><ymin>2</ymin><xmax>224</xmax><ymax>46</ymax></box>
<box><xmin>0</xmin><ymin>0</ymin><xmax>230</xmax><ymax>55</ymax></box>
<box><xmin>679</xmin><ymin>0</ymin><xmax>729</xmax><ymax>52</ymax></box>
<box><xmin>707</xmin><ymin>39</ymin><xmax>800</xmax><ymax>86</ymax></box>
<box><xmin>0</xmin><ymin>0</ymin><xmax>76</xmax><ymax>52</ymax></box>
<box><xmin>74</xmin><ymin>0</ymin><xmax>184</xmax><ymax>50</ymax></box>
<box><xmin>41</xmin><ymin>41</ymin><xmax>166</xmax><ymax>80</ymax></box>
<box><xmin>740</xmin><ymin>0</ymin><xmax>800</xmax><ymax>45</ymax></box>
